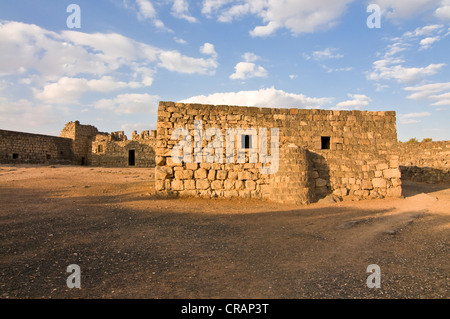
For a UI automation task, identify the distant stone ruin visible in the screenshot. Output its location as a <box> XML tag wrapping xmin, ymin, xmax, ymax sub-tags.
<box><xmin>0</xmin><ymin>121</ymin><xmax>156</xmax><ymax>167</ymax></box>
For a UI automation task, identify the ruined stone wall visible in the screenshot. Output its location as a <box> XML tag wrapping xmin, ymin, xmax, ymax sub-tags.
<box><xmin>0</xmin><ymin>129</ymin><xmax>74</xmax><ymax>164</ymax></box>
<box><xmin>90</xmin><ymin>130</ymin><xmax>156</xmax><ymax>167</ymax></box>
<box><xmin>155</xmin><ymin>101</ymin><xmax>401</xmax><ymax>203</ymax></box>
<box><xmin>396</xmin><ymin>141</ymin><xmax>450</xmax><ymax>183</ymax></box>
<box><xmin>60</xmin><ymin>121</ymin><xmax>99</xmax><ymax>165</ymax></box>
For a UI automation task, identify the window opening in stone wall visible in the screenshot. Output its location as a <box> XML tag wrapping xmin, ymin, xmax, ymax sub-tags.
<box><xmin>81</xmin><ymin>157</ymin><xmax>85</xmax><ymax>165</ymax></box>
<box><xmin>321</xmin><ymin>136</ymin><xmax>330</xmax><ymax>150</ymax></box>
<box><xmin>12</xmin><ymin>153</ymin><xmax>19</xmax><ymax>159</ymax></box>
<box><xmin>98</xmin><ymin>145</ymin><xmax>103</xmax><ymax>153</ymax></box>
<box><xmin>242</xmin><ymin>135</ymin><xmax>252</xmax><ymax>149</ymax></box>
<box><xmin>128</xmin><ymin>150</ymin><xmax>135</xmax><ymax>166</ymax></box>
<box><xmin>46</xmin><ymin>154</ymin><xmax>51</xmax><ymax>160</ymax></box>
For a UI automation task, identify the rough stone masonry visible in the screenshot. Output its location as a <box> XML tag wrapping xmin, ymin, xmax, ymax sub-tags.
<box><xmin>154</xmin><ymin>101</ymin><xmax>402</xmax><ymax>204</ymax></box>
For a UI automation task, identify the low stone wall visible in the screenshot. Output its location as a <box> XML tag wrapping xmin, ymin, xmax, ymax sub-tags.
<box><xmin>0</xmin><ymin>129</ymin><xmax>74</xmax><ymax>164</ymax></box>
<box><xmin>396</xmin><ymin>141</ymin><xmax>450</xmax><ymax>183</ymax></box>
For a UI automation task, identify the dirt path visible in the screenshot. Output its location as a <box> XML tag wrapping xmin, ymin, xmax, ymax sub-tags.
<box><xmin>0</xmin><ymin>165</ymin><xmax>448</xmax><ymax>298</ymax></box>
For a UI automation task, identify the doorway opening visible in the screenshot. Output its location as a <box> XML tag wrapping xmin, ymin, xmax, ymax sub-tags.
<box><xmin>128</xmin><ymin>150</ymin><xmax>135</xmax><ymax>166</ymax></box>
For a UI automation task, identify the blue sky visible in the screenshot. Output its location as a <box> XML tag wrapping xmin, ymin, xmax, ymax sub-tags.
<box><xmin>0</xmin><ymin>0</ymin><xmax>449</xmax><ymax>141</ymax></box>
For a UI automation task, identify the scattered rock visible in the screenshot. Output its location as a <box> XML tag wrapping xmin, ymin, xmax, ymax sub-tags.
<box><xmin>318</xmin><ymin>194</ymin><xmax>342</xmax><ymax>204</ymax></box>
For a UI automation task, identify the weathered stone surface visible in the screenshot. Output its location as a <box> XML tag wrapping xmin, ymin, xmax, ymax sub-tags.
<box><xmin>196</xmin><ymin>179</ymin><xmax>210</xmax><ymax>190</ymax></box>
<box><xmin>384</xmin><ymin>168</ymin><xmax>401</xmax><ymax>179</ymax></box>
<box><xmin>315</xmin><ymin>178</ymin><xmax>327</xmax><ymax>188</ymax></box>
<box><xmin>195</xmin><ymin>168</ymin><xmax>207</xmax><ymax>179</ymax></box>
<box><xmin>372</xmin><ymin>178</ymin><xmax>387</xmax><ymax>188</ymax></box>
<box><xmin>153</xmin><ymin>101</ymin><xmax>404</xmax><ymax>204</ymax></box>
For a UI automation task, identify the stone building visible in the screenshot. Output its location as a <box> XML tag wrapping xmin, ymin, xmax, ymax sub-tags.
<box><xmin>0</xmin><ymin>121</ymin><xmax>156</xmax><ymax>167</ymax></box>
<box><xmin>155</xmin><ymin>101</ymin><xmax>403</xmax><ymax>204</ymax></box>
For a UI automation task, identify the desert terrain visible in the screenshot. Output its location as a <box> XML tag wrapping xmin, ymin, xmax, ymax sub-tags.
<box><xmin>0</xmin><ymin>165</ymin><xmax>448</xmax><ymax>299</ymax></box>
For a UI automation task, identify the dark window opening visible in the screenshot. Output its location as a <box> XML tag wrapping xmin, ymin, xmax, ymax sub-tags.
<box><xmin>128</xmin><ymin>150</ymin><xmax>135</xmax><ymax>166</ymax></box>
<box><xmin>60</xmin><ymin>151</ymin><xmax>64</xmax><ymax>155</ymax></box>
<box><xmin>12</xmin><ymin>153</ymin><xmax>19</xmax><ymax>159</ymax></box>
<box><xmin>97</xmin><ymin>145</ymin><xmax>103</xmax><ymax>153</ymax></box>
<box><xmin>46</xmin><ymin>154</ymin><xmax>51</xmax><ymax>160</ymax></box>
<box><xmin>81</xmin><ymin>157</ymin><xmax>85</xmax><ymax>166</ymax></box>
<box><xmin>321</xmin><ymin>136</ymin><xmax>330</xmax><ymax>150</ymax></box>
<box><xmin>242</xmin><ymin>135</ymin><xmax>252</xmax><ymax>149</ymax></box>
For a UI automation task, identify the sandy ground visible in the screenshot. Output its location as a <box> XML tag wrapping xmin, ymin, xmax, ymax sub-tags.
<box><xmin>0</xmin><ymin>164</ymin><xmax>448</xmax><ymax>299</ymax></box>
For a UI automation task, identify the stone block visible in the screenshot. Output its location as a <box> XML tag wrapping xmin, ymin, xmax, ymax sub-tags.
<box><xmin>362</xmin><ymin>180</ymin><xmax>373</xmax><ymax>190</ymax></box>
<box><xmin>384</xmin><ymin>168</ymin><xmax>401</xmax><ymax>179</ymax></box>
<box><xmin>155</xmin><ymin>166</ymin><xmax>173</xmax><ymax>179</ymax></box>
<box><xmin>195</xmin><ymin>168</ymin><xmax>208</xmax><ymax>179</ymax></box>
<box><xmin>372</xmin><ymin>178</ymin><xmax>387</xmax><ymax>188</ymax></box>
<box><xmin>172</xmin><ymin>180</ymin><xmax>184</xmax><ymax>191</ymax></box>
<box><xmin>196</xmin><ymin>179</ymin><xmax>210</xmax><ymax>190</ymax></box>
<box><xmin>211</xmin><ymin>180</ymin><xmax>223</xmax><ymax>190</ymax></box>
<box><xmin>245</xmin><ymin>180</ymin><xmax>256</xmax><ymax>190</ymax></box>
<box><xmin>174</xmin><ymin>170</ymin><xmax>193</xmax><ymax>180</ymax></box>
<box><xmin>315</xmin><ymin>178</ymin><xmax>327</xmax><ymax>188</ymax></box>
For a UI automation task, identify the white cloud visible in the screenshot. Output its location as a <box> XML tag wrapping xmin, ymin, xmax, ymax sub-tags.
<box><xmin>289</xmin><ymin>74</ymin><xmax>298</xmax><ymax>80</ymax></box>
<box><xmin>200</xmin><ymin>43</ymin><xmax>218</xmax><ymax>58</ymax></box>
<box><xmin>304</xmin><ymin>48</ymin><xmax>344</xmax><ymax>61</ymax></box>
<box><xmin>332</xmin><ymin>94</ymin><xmax>372</xmax><ymax>110</ymax></box>
<box><xmin>174</xmin><ymin>37</ymin><xmax>187</xmax><ymax>44</ymax></box>
<box><xmin>0</xmin><ymin>96</ymin><xmax>60</xmax><ymax>129</ymax></box>
<box><xmin>404</xmin><ymin>82</ymin><xmax>450</xmax><ymax>106</ymax></box>
<box><xmin>0</xmin><ymin>20</ymin><xmax>218</xmax><ymax>106</ymax></box>
<box><xmin>242</xmin><ymin>52</ymin><xmax>260</xmax><ymax>62</ymax></box>
<box><xmin>229</xmin><ymin>52</ymin><xmax>267</xmax><ymax>80</ymax></box>
<box><xmin>218</xmin><ymin>3</ymin><xmax>251</xmax><ymax>22</ymax></box>
<box><xmin>435</xmin><ymin>0</ymin><xmax>450</xmax><ymax>20</ymax></box>
<box><xmin>372</xmin><ymin>0</ymin><xmax>439</xmax><ymax>20</ymax></box>
<box><xmin>403</xmin><ymin>24</ymin><xmax>445</xmax><ymax>37</ymax></box>
<box><xmin>321</xmin><ymin>65</ymin><xmax>353</xmax><ymax>73</ymax></box>
<box><xmin>34</xmin><ymin>76</ymin><xmax>137</xmax><ymax>105</ymax></box>
<box><xmin>202</xmin><ymin>0</ymin><xmax>354</xmax><ymax>36</ymax></box>
<box><xmin>419</xmin><ymin>36</ymin><xmax>441</xmax><ymax>50</ymax></box>
<box><xmin>367</xmin><ymin>59</ymin><xmax>445</xmax><ymax>83</ymax></box>
<box><xmin>158</xmin><ymin>50</ymin><xmax>218</xmax><ymax>75</ymax></box>
<box><xmin>398</xmin><ymin>112</ymin><xmax>431</xmax><ymax>124</ymax></box>
<box><xmin>135</xmin><ymin>0</ymin><xmax>168</xmax><ymax>29</ymax></box>
<box><xmin>202</xmin><ymin>0</ymin><xmax>233</xmax><ymax>16</ymax></box>
<box><xmin>171</xmin><ymin>0</ymin><xmax>198</xmax><ymax>23</ymax></box>
<box><xmin>94</xmin><ymin>93</ymin><xmax>159</xmax><ymax>114</ymax></box>
<box><xmin>180</xmin><ymin>87</ymin><xmax>333</xmax><ymax>109</ymax></box>
<box><xmin>229</xmin><ymin>62</ymin><xmax>267</xmax><ymax>80</ymax></box>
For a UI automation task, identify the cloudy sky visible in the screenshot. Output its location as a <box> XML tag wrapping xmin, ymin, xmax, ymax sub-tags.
<box><xmin>0</xmin><ymin>0</ymin><xmax>449</xmax><ymax>141</ymax></box>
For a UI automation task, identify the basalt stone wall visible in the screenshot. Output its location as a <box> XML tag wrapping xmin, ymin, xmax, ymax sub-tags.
<box><xmin>396</xmin><ymin>141</ymin><xmax>450</xmax><ymax>183</ymax></box>
<box><xmin>0</xmin><ymin>129</ymin><xmax>74</xmax><ymax>164</ymax></box>
<box><xmin>155</xmin><ymin>101</ymin><xmax>401</xmax><ymax>204</ymax></box>
<box><xmin>90</xmin><ymin>130</ymin><xmax>157</xmax><ymax>168</ymax></box>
